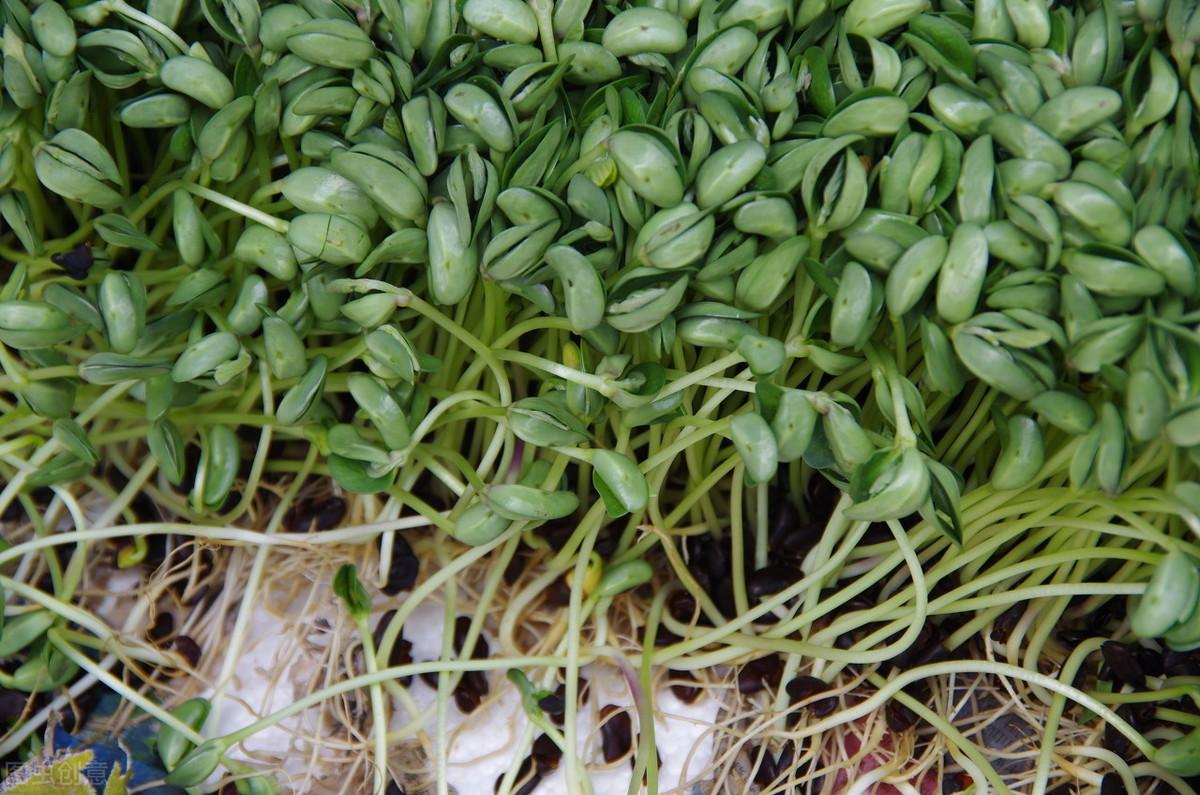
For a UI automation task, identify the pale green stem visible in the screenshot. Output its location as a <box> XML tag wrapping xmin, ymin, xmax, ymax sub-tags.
<box><xmin>48</xmin><ymin>629</ymin><xmax>202</xmax><ymax>742</ymax></box>
<box><xmin>0</xmin><ymin>382</ymin><xmax>133</xmax><ymax>519</ymax></box>
<box><xmin>208</xmin><ymin>447</ymin><xmax>315</xmax><ymax>731</ymax></box>
<box><xmin>789</xmin><ymin>660</ymin><xmax>1157</xmax><ymax>763</ymax></box>
<box><xmin>0</xmin><ymin>514</ymin><xmax>441</xmax><ymax>570</ymax></box>
<box><xmin>1032</xmin><ymin>636</ymin><xmax>1107</xmax><ymax>795</ymax></box>
<box><xmin>221</xmin><ymin>656</ymin><xmax>575</xmax><ymax>747</ymax></box>
<box><xmin>0</xmin><ymin>575</ymin><xmax>169</xmax><ymax>665</ymax></box>
<box><xmin>185</xmin><ymin>184</ymin><xmax>289</xmax><ymax>234</ymax></box>
<box><xmin>871</xmin><ymin>674</ymin><xmax>1010</xmax><ymax>795</ymax></box>
<box><xmin>494</xmin><ymin>350</ymin><xmax>617</xmax><ymax>397</ymax></box>
<box><xmin>357</xmin><ymin>616</ymin><xmax>390</xmax><ymax>795</ymax></box>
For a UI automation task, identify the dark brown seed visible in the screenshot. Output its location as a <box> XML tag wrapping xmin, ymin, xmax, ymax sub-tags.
<box><xmin>990</xmin><ymin>603</ymin><xmax>1026</xmax><ymax>642</ymax></box>
<box><xmin>537</xmin><ymin>688</ymin><xmax>565</xmax><ymax>717</ymax></box>
<box><xmin>0</xmin><ymin>688</ymin><xmax>28</xmax><ymax>723</ymax></box>
<box><xmin>51</xmin><ymin>243</ymin><xmax>94</xmax><ymax>280</ymax></box>
<box><xmin>1100</xmin><ymin>774</ymin><xmax>1121</xmax><ymax>795</ymax></box>
<box><xmin>385</xmin><ymin>781</ymin><xmax>406</xmax><ymax>795</ymax></box>
<box><xmin>172</xmin><ymin>636</ymin><xmax>202</xmax><ymax>668</ymax></box>
<box><xmin>737</xmin><ymin>655</ymin><xmax>783</xmax><ymax>694</ymax></box>
<box><xmin>531</xmin><ymin>733</ymin><xmax>562</xmax><ymax>773</ymax></box>
<box><xmin>683</xmin><ymin>533</ymin><xmax>729</xmax><ymax>591</ymax></box>
<box><xmin>751</xmin><ymin>744</ymin><xmax>778</xmax><ymax>786</ymax></box>
<box><xmin>382</xmin><ymin>533</ymin><xmax>419</xmax><ymax>595</ymax></box>
<box><xmin>885</xmin><ymin>698</ymin><xmax>919</xmax><ymax>732</ymax></box>
<box><xmin>769</xmin><ymin>525</ymin><xmax>822</xmax><ymax>567</ymax></box>
<box><xmin>496</xmin><ymin>757</ymin><xmax>541</xmax><ymax>795</ymax></box>
<box><xmin>714</xmin><ymin>579</ymin><xmax>737</xmax><ymax>616</ymax></box>
<box><xmin>628</xmin><ymin>749</ymin><xmax>661</xmax><ymax>772</ymax></box>
<box><xmin>543</xmin><ymin>576</ymin><xmax>571</xmax><ymax>608</ymax></box>
<box><xmin>1126</xmin><ymin>701</ymin><xmax>1157</xmax><ymax>731</ymax></box>
<box><xmin>286</xmin><ymin>497</ymin><xmax>347</xmax><ymax>531</ymax></box>
<box><xmin>390</xmin><ymin>638</ymin><xmax>414</xmax><ymax>685</ymax></box>
<box><xmin>373</xmin><ymin>609</ymin><xmax>413</xmax><ymax>685</ymax></box>
<box><xmin>1164</xmin><ymin>650</ymin><xmax>1200</xmax><ymax>677</ymax></box>
<box><xmin>785</xmin><ymin>675</ymin><xmax>829</xmax><ymax>702</ymax></box>
<box><xmin>1101</xmin><ymin>641</ymin><xmax>1146</xmax><ymax>690</ymax></box>
<box><xmin>810</xmin><ymin>694</ymin><xmax>838</xmax><ymax>718</ymax></box>
<box><xmin>1137</xmin><ymin>645</ymin><xmax>1164</xmax><ymax>678</ymax></box>
<box><xmin>1104</xmin><ymin>706</ymin><xmax>1135</xmax><ymax>758</ymax></box>
<box><xmin>766</xmin><ymin>485</ymin><xmax>802</xmax><ymax>542</ymax></box>
<box><xmin>512</xmin><ymin>774</ymin><xmax>541</xmax><ymax>795</ymax></box>
<box><xmin>913</xmin><ymin>634</ymin><xmax>951</xmax><ymax>667</ymax></box>
<box><xmin>454</xmin><ymin>684</ymin><xmax>483</xmax><ymax>713</ymax></box>
<box><xmin>839</xmin><ymin>594</ymin><xmax>878</xmax><ymax>614</ymax></box>
<box><xmin>148</xmin><ymin>612</ymin><xmax>174</xmax><ymax>643</ymax></box>
<box><xmin>424</xmin><ymin>618</ymin><xmax>490</xmax><ymax>700</ymax></box>
<box><xmin>372</xmin><ymin>609</ymin><xmax>394</xmax><ymax>649</ymax></box>
<box><xmin>670</xmin><ymin>683</ymin><xmax>702</xmax><ymax>703</ymax></box>
<box><xmin>1089</xmin><ymin>599</ymin><xmax>1125</xmax><ymax>632</ymax></box>
<box><xmin>599</xmin><ymin>704</ymin><xmax>633</xmax><ymax>763</ymax></box>
<box><xmin>746</xmin><ymin>564</ymin><xmax>802</xmax><ymax>602</ymax></box>
<box><xmin>668</xmin><ymin>591</ymin><xmax>698</xmax><ymax>623</ymax></box>
<box><xmin>453</xmin><ymin>615</ymin><xmax>471</xmax><ymax>650</ymax></box>
<box><xmin>454</xmin><ymin>616</ymin><xmax>488</xmax><ymax>658</ymax></box>
<box><xmin>885</xmin><ymin>622</ymin><xmax>939</xmax><ymax>670</ymax></box>
<box><xmin>460</xmin><ymin>670</ymin><xmax>489</xmax><ymax>699</ymax></box>
<box><xmin>775</xmin><ymin>740</ymin><xmax>796</xmax><ymax>776</ymax></box>
<box><xmin>391</xmin><ymin>634</ymin><xmax>415</xmax><ymax>667</ymax></box>
<box><xmin>804</xmin><ymin>475</ymin><xmax>840</xmax><ymax>526</ymax></box>
<box><xmin>785</xmin><ymin>675</ymin><xmax>837</xmax><ymax>718</ymax></box>
<box><xmin>767</xmin><ymin>491</ymin><xmax>823</xmax><ymax>566</ymax></box>
<box><xmin>669</xmin><ymin>669</ymin><xmax>702</xmax><ymax>703</ymax></box>
<box><xmin>504</xmin><ymin>551</ymin><xmax>530</xmax><ymax>585</ymax></box>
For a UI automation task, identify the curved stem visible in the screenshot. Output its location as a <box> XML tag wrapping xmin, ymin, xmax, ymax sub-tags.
<box><xmin>791</xmin><ymin>660</ymin><xmax>1157</xmax><ymax>763</ymax></box>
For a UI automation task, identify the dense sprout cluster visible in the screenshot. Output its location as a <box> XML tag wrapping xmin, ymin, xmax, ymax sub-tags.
<box><xmin>3</xmin><ymin>0</ymin><xmax>1200</xmax><ymax>791</ymax></box>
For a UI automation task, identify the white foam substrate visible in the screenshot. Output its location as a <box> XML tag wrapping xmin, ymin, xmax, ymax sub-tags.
<box><xmin>200</xmin><ymin>599</ymin><xmax>717</xmax><ymax>794</ymax></box>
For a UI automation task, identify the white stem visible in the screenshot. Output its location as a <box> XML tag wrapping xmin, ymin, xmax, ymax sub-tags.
<box><xmin>208</xmin><ymin>451</ymin><xmax>313</xmax><ymax>731</ymax></box>
<box><xmin>0</xmin><ymin>515</ymin><xmax>443</xmax><ymax>569</ymax></box>
<box><xmin>792</xmin><ymin>660</ymin><xmax>1157</xmax><ymax>762</ymax></box>
<box><xmin>48</xmin><ymin>629</ymin><xmax>203</xmax><ymax>742</ymax></box>
<box><xmin>358</xmin><ymin>620</ymin><xmax>389</xmax><ymax>795</ymax></box>
<box><xmin>186</xmin><ymin>185</ymin><xmax>288</xmax><ymax>234</ymax></box>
